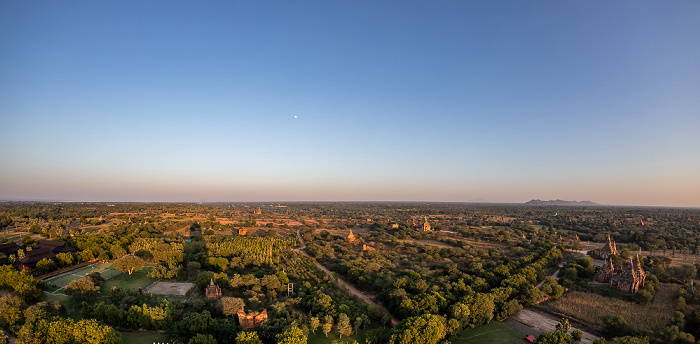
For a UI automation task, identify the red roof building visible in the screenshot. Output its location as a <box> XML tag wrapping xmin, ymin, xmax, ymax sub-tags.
<box><xmin>16</xmin><ymin>240</ymin><xmax>76</xmax><ymax>271</ymax></box>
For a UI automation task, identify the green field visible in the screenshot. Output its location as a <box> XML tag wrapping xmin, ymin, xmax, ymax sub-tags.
<box><xmin>73</xmin><ymin>262</ymin><xmax>113</xmax><ymax>276</ymax></box>
<box><xmin>43</xmin><ymin>293</ymin><xmax>81</xmax><ymax>319</ymax></box>
<box><xmin>45</xmin><ymin>262</ymin><xmax>119</xmax><ymax>290</ymax></box>
<box><xmin>450</xmin><ymin>322</ymin><xmax>528</xmax><ymax>344</ymax></box>
<box><xmin>48</xmin><ymin>273</ymin><xmax>80</xmax><ymax>288</ymax></box>
<box><xmin>101</xmin><ymin>267</ymin><xmax>154</xmax><ymax>294</ymax></box>
<box><xmin>120</xmin><ymin>331</ymin><xmax>168</xmax><ymax>344</ymax></box>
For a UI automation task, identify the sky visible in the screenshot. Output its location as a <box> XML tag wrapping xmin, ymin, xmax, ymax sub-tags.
<box><xmin>1</xmin><ymin>1</ymin><xmax>699</xmax><ymax>207</ymax></box>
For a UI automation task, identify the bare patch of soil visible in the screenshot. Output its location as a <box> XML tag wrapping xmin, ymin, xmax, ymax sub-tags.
<box><xmin>147</xmin><ymin>282</ymin><xmax>194</xmax><ymax>296</ymax></box>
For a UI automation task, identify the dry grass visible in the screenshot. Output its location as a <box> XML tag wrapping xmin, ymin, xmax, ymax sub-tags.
<box><xmin>544</xmin><ymin>283</ymin><xmax>677</xmax><ymax>331</ymax></box>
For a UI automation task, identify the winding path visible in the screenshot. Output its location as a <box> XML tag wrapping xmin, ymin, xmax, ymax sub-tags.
<box><xmin>536</xmin><ymin>263</ymin><xmax>564</xmax><ymax>288</ymax></box>
<box><xmin>294</xmin><ymin>230</ymin><xmax>400</xmax><ymax>326</ymax></box>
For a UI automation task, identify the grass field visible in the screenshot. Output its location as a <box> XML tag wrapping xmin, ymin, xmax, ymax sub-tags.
<box><xmin>43</xmin><ymin>293</ymin><xmax>81</xmax><ymax>319</ymax></box>
<box><xmin>120</xmin><ymin>331</ymin><xmax>168</xmax><ymax>344</ymax></box>
<box><xmin>73</xmin><ymin>262</ymin><xmax>113</xmax><ymax>276</ymax></box>
<box><xmin>543</xmin><ymin>283</ymin><xmax>677</xmax><ymax>331</ymax></box>
<box><xmin>101</xmin><ymin>267</ymin><xmax>154</xmax><ymax>294</ymax></box>
<box><xmin>450</xmin><ymin>322</ymin><xmax>528</xmax><ymax>344</ymax></box>
<box><xmin>49</xmin><ymin>273</ymin><xmax>81</xmax><ymax>289</ymax></box>
<box><xmin>45</xmin><ymin>262</ymin><xmax>119</xmax><ymax>289</ymax></box>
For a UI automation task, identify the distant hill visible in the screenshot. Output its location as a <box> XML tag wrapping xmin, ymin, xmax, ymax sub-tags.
<box><xmin>525</xmin><ymin>199</ymin><xmax>600</xmax><ymax>206</ymax></box>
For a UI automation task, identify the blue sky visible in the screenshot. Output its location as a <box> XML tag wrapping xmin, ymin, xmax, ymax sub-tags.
<box><xmin>1</xmin><ymin>1</ymin><xmax>699</xmax><ymax>206</ymax></box>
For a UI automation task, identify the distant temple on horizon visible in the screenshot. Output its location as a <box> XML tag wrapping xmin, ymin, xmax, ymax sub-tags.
<box><xmin>346</xmin><ymin>229</ymin><xmax>355</xmax><ymax>243</ymax></box>
<box><xmin>413</xmin><ymin>217</ymin><xmax>431</xmax><ymax>231</ymax></box>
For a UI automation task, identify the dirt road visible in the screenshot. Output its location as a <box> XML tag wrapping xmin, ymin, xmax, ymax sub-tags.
<box><xmin>510</xmin><ymin>308</ymin><xmax>599</xmax><ymax>344</ymax></box>
<box><xmin>537</xmin><ymin>263</ymin><xmax>564</xmax><ymax>288</ymax></box>
<box><xmin>294</xmin><ymin>230</ymin><xmax>400</xmax><ymax>326</ymax></box>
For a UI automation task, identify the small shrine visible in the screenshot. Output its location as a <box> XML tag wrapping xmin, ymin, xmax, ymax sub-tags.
<box><xmin>347</xmin><ymin>230</ymin><xmax>355</xmax><ymax>243</ymax></box>
<box><xmin>205</xmin><ymin>279</ymin><xmax>221</xmax><ymax>300</ymax></box>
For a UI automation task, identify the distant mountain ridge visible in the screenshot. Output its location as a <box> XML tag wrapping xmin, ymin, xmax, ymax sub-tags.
<box><xmin>525</xmin><ymin>199</ymin><xmax>600</xmax><ymax>206</ymax></box>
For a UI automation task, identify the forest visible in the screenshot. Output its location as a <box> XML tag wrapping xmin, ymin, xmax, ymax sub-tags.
<box><xmin>0</xmin><ymin>201</ymin><xmax>698</xmax><ymax>344</ymax></box>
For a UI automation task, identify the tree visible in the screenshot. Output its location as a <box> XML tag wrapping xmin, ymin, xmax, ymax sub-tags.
<box><xmin>354</xmin><ymin>316</ymin><xmax>363</xmax><ymax>335</ymax></box>
<box><xmin>110</xmin><ymin>245</ymin><xmax>126</xmax><ymax>258</ymax></box>
<box><xmin>572</xmin><ymin>329</ymin><xmax>583</xmax><ymax>342</ymax></box>
<box><xmin>97</xmin><ymin>252</ymin><xmax>112</xmax><ymax>262</ymax></box>
<box><xmin>72</xmin><ymin>318</ymin><xmax>122</xmax><ymax>344</ymax></box>
<box><xmin>78</xmin><ymin>249</ymin><xmax>95</xmax><ymax>262</ymax></box>
<box><xmin>260</xmin><ymin>275</ymin><xmax>281</xmax><ymax>292</ymax></box>
<box><xmin>276</xmin><ymin>270</ymin><xmax>289</xmax><ymax>285</ymax></box>
<box><xmin>36</xmin><ymin>258</ymin><xmax>56</xmax><ymax>274</ymax></box>
<box><xmin>376</xmin><ymin>313</ymin><xmax>389</xmax><ymax>328</ymax></box>
<box><xmin>322</xmin><ymin>315</ymin><xmax>333</xmax><ymax>337</ymax></box>
<box><xmin>309</xmin><ymin>317</ymin><xmax>319</xmax><ymax>334</ymax></box>
<box><xmin>236</xmin><ymin>331</ymin><xmax>263</xmax><ymax>344</ymax></box>
<box><xmin>55</xmin><ymin>253</ymin><xmax>74</xmax><ymax>267</ymax></box>
<box><xmin>337</xmin><ymin>313</ymin><xmax>352</xmax><ymax>338</ymax></box>
<box><xmin>113</xmin><ymin>256</ymin><xmax>145</xmax><ymax>277</ymax></box>
<box><xmin>556</xmin><ymin>318</ymin><xmax>571</xmax><ymax>333</ymax></box>
<box><xmin>220</xmin><ymin>297</ymin><xmax>245</xmax><ymax>317</ymax></box>
<box><xmin>365</xmin><ymin>328</ymin><xmax>390</xmax><ymax>344</ymax></box>
<box><xmin>276</xmin><ymin>326</ymin><xmax>307</xmax><ymax>344</ymax></box>
<box><xmin>536</xmin><ymin>331</ymin><xmax>572</xmax><ymax>344</ymax></box>
<box><xmin>686</xmin><ymin>308</ymin><xmax>700</xmax><ymax>339</ymax></box>
<box><xmin>601</xmin><ymin>315</ymin><xmax>636</xmax><ymax>338</ymax></box>
<box><xmin>0</xmin><ymin>294</ymin><xmax>24</xmax><ymax>327</ymax></box>
<box><xmin>170</xmin><ymin>311</ymin><xmax>219</xmax><ymax>342</ymax></box>
<box><xmin>208</xmin><ymin>257</ymin><xmax>229</xmax><ymax>272</ymax></box>
<box><xmin>537</xmin><ymin>318</ymin><xmax>575</xmax><ymax>344</ymax></box>
<box><xmin>188</xmin><ymin>334</ymin><xmax>217</xmax><ymax>344</ymax></box>
<box><xmin>389</xmin><ymin>314</ymin><xmax>446</xmax><ymax>344</ymax></box>
<box><xmin>64</xmin><ymin>277</ymin><xmax>100</xmax><ymax>303</ymax></box>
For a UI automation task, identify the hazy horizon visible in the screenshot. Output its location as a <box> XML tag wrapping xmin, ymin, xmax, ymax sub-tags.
<box><xmin>3</xmin><ymin>198</ymin><xmax>699</xmax><ymax>210</ymax></box>
<box><xmin>2</xmin><ymin>1</ymin><xmax>699</xmax><ymax>208</ymax></box>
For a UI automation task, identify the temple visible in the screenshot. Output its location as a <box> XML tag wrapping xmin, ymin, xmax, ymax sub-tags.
<box><xmin>600</xmin><ymin>234</ymin><xmax>619</xmax><ymax>259</ymax></box>
<box><xmin>237</xmin><ymin>309</ymin><xmax>268</xmax><ymax>329</ymax></box>
<box><xmin>595</xmin><ymin>255</ymin><xmax>646</xmax><ymax>293</ymax></box>
<box><xmin>420</xmin><ymin>217</ymin><xmax>431</xmax><ymax>231</ymax></box>
<box><xmin>346</xmin><ymin>230</ymin><xmax>355</xmax><ymax>243</ymax></box>
<box><xmin>205</xmin><ymin>279</ymin><xmax>222</xmax><ymax>300</ymax></box>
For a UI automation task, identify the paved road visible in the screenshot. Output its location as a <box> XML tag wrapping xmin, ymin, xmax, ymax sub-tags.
<box><xmin>510</xmin><ymin>308</ymin><xmax>599</xmax><ymax>344</ymax></box>
<box><xmin>294</xmin><ymin>230</ymin><xmax>400</xmax><ymax>326</ymax></box>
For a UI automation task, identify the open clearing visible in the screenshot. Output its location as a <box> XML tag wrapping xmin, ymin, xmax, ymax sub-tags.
<box><xmin>101</xmin><ymin>267</ymin><xmax>154</xmax><ymax>294</ymax></box>
<box><xmin>543</xmin><ymin>283</ymin><xmax>677</xmax><ymax>331</ymax></box>
<box><xmin>45</xmin><ymin>262</ymin><xmax>118</xmax><ymax>290</ymax></box>
<box><xmin>147</xmin><ymin>282</ymin><xmax>194</xmax><ymax>296</ymax></box>
<box><xmin>450</xmin><ymin>321</ymin><xmax>527</xmax><ymax>344</ymax></box>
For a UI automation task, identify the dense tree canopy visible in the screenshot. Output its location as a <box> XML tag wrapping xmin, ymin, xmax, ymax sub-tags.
<box><xmin>389</xmin><ymin>314</ymin><xmax>446</xmax><ymax>344</ymax></box>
